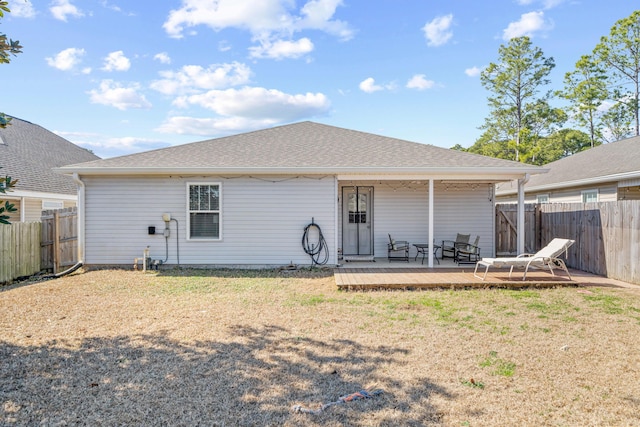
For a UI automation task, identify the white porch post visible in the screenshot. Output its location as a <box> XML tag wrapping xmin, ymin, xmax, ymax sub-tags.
<box><xmin>517</xmin><ymin>174</ymin><xmax>530</xmax><ymax>254</ymax></box>
<box><xmin>20</xmin><ymin>197</ymin><xmax>26</xmax><ymax>222</ymax></box>
<box><xmin>428</xmin><ymin>179</ymin><xmax>434</xmax><ymax>268</ymax></box>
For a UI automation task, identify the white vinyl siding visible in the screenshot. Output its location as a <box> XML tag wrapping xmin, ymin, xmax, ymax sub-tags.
<box><xmin>23</xmin><ymin>198</ymin><xmax>46</xmax><ymax>222</ymax></box>
<box><xmin>2</xmin><ymin>197</ymin><xmax>76</xmax><ymax>222</ymax></box>
<box><xmin>433</xmin><ymin>183</ymin><xmax>494</xmax><ymax>258</ymax></box>
<box><xmin>497</xmin><ymin>183</ymin><xmax>619</xmax><ymax>203</ymax></box>
<box><xmin>82</xmin><ymin>176</ymin><xmax>336</xmax><ymax>266</ymax></box>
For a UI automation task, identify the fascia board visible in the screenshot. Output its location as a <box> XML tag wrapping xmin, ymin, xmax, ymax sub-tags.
<box><xmin>55</xmin><ymin>166</ymin><xmax>547</xmax><ymax>178</ymax></box>
<box><xmin>2</xmin><ymin>189</ymin><xmax>77</xmax><ymax>200</ymax></box>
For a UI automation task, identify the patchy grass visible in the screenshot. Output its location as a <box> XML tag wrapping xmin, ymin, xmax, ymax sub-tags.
<box><xmin>1</xmin><ymin>268</ymin><xmax>640</xmax><ymax>426</ymax></box>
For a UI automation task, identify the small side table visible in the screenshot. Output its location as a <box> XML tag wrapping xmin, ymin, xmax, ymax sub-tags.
<box><xmin>413</xmin><ymin>243</ymin><xmax>440</xmax><ymax>265</ymax></box>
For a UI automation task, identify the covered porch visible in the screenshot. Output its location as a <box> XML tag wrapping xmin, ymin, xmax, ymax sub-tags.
<box><xmin>336</xmin><ymin>174</ymin><xmax>532</xmax><ymax>269</ymax></box>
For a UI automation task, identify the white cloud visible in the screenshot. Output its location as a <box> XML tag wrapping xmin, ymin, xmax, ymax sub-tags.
<box><xmin>406</xmin><ymin>74</ymin><xmax>435</xmax><ymax>91</ymax></box>
<box><xmin>162</xmin><ymin>0</ymin><xmax>353</xmax><ymax>57</ymax></box>
<box><xmin>516</xmin><ymin>0</ymin><xmax>565</xmax><ymax>8</ymax></box>
<box><xmin>10</xmin><ymin>0</ymin><xmax>36</xmax><ymax>18</ymax></box>
<box><xmin>154</xmin><ymin>52</ymin><xmax>172</xmax><ymax>64</ymax></box>
<box><xmin>45</xmin><ymin>47</ymin><xmax>85</xmax><ymax>71</ymax></box>
<box><xmin>176</xmin><ymin>87</ymin><xmax>330</xmax><ymax>121</ymax></box>
<box><xmin>88</xmin><ymin>80</ymin><xmax>152</xmax><ymax>110</ymax></box>
<box><xmin>50</xmin><ymin>0</ymin><xmax>83</xmax><ymax>22</ymax></box>
<box><xmin>102</xmin><ymin>51</ymin><xmax>131</xmax><ymax>72</ymax></box>
<box><xmin>541</xmin><ymin>0</ymin><xmax>565</xmax><ymax>8</ymax></box>
<box><xmin>296</xmin><ymin>0</ymin><xmax>353</xmax><ymax>40</ymax></box>
<box><xmin>503</xmin><ymin>11</ymin><xmax>552</xmax><ymax>40</ymax></box>
<box><xmin>57</xmin><ymin>130</ymin><xmax>169</xmax><ymax>158</ymax></box>
<box><xmin>465</xmin><ymin>66</ymin><xmax>482</xmax><ymax>77</ymax></box>
<box><xmin>359</xmin><ymin>77</ymin><xmax>383</xmax><ymax>93</ymax></box>
<box><xmin>423</xmin><ymin>14</ymin><xmax>453</xmax><ymax>47</ymax></box>
<box><xmin>150</xmin><ymin>62</ymin><xmax>252</xmax><ymax>95</ymax></box>
<box><xmin>156</xmin><ymin>116</ymin><xmax>278</xmax><ymax>136</ymax></box>
<box><xmin>249</xmin><ymin>37</ymin><xmax>314</xmax><ymax>59</ymax></box>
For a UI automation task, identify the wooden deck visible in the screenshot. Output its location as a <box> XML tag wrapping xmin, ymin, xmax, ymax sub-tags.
<box><xmin>334</xmin><ymin>266</ymin><xmax>579</xmax><ymax>290</ymax></box>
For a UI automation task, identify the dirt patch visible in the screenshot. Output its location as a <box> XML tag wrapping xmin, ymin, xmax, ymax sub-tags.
<box><xmin>1</xmin><ymin>268</ymin><xmax>639</xmax><ymax>426</ymax></box>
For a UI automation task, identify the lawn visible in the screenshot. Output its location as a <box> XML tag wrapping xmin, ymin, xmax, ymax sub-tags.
<box><xmin>1</xmin><ymin>268</ymin><xmax>639</xmax><ymax>426</ymax></box>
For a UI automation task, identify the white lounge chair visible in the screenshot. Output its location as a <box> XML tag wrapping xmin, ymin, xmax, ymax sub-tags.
<box><xmin>474</xmin><ymin>238</ymin><xmax>575</xmax><ymax>281</ymax></box>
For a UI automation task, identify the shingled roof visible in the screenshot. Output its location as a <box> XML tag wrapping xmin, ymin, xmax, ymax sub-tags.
<box><xmin>0</xmin><ymin>117</ymin><xmax>100</xmax><ymax>195</ymax></box>
<box><xmin>497</xmin><ymin>135</ymin><xmax>640</xmax><ymax>195</ymax></box>
<box><xmin>57</xmin><ymin>121</ymin><xmax>542</xmax><ymax>178</ymax></box>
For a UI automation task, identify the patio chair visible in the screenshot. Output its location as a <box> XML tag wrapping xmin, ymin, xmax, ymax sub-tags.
<box><xmin>474</xmin><ymin>238</ymin><xmax>575</xmax><ymax>281</ymax></box>
<box><xmin>442</xmin><ymin>233</ymin><xmax>470</xmax><ymax>260</ymax></box>
<box><xmin>388</xmin><ymin>234</ymin><xmax>409</xmax><ymax>262</ymax></box>
<box><xmin>455</xmin><ymin>235</ymin><xmax>480</xmax><ymax>265</ymax></box>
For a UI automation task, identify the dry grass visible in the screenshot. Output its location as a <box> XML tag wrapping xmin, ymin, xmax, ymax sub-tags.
<box><xmin>1</xmin><ymin>268</ymin><xmax>640</xmax><ymax>426</ymax></box>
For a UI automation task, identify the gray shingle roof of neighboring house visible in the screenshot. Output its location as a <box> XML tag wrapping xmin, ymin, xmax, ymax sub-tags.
<box><xmin>497</xmin><ymin>135</ymin><xmax>640</xmax><ymax>195</ymax></box>
<box><xmin>0</xmin><ymin>117</ymin><xmax>100</xmax><ymax>195</ymax></box>
<box><xmin>58</xmin><ymin>121</ymin><xmax>542</xmax><ymax>177</ymax></box>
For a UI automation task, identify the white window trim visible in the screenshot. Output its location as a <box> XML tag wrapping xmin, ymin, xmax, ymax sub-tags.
<box><xmin>42</xmin><ymin>200</ymin><xmax>64</xmax><ymax>209</ymax></box>
<box><xmin>581</xmin><ymin>189</ymin><xmax>598</xmax><ymax>203</ymax></box>
<box><xmin>186</xmin><ymin>182</ymin><xmax>222</xmax><ymax>241</ymax></box>
<box><xmin>536</xmin><ymin>194</ymin><xmax>549</xmax><ymax>204</ymax></box>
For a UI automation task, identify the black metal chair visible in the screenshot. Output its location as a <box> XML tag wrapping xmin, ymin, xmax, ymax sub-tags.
<box><xmin>388</xmin><ymin>234</ymin><xmax>409</xmax><ymax>262</ymax></box>
<box><xmin>442</xmin><ymin>233</ymin><xmax>470</xmax><ymax>260</ymax></box>
<box><xmin>455</xmin><ymin>235</ymin><xmax>481</xmax><ymax>264</ymax></box>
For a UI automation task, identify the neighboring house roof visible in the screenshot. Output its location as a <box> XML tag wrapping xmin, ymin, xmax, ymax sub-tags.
<box><xmin>57</xmin><ymin>121</ymin><xmax>543</xmax><ymax>179</ymax></box>
<box><xmin>496</xmin><ymin>135</ymin><xmax>640</xmax><ymax>196</ymax></box>
<box><xmin>0</xmin><ymin>116</ymin><xmax>100</xmax><ymax>196</ymax></box>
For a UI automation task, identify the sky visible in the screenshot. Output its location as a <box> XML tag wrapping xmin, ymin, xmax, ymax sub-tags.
<box><xmin>1</xmin><ymin>1</ymin><xmax>638</xmax><ymax>159</ymax></box>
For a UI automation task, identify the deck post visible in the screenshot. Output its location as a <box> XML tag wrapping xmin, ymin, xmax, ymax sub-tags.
<box><xmin>428</xmin><ymin>178</ymin><xmax>434</xmax><ymax>268</ymax></box>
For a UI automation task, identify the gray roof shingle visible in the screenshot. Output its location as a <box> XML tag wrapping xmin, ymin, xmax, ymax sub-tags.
<box><xmin>59</xmin><ymin>121</ymin><xmax>540</xmax><ymax>174</ymax></box>
<box><xmin>497</xmin><ymin>135</ymin><xmax>640</xmax><ymax>194</ymax></box>
<box><xmin>0</xmin><ymin>117</ymin><xmax>100</xmax><ymax>195</ymax></box>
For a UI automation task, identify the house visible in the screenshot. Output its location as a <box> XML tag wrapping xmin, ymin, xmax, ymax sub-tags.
<box><xmin>496</xmin><ymin>136</ymin><xmax>640</xmax><ymax>203</ymax></box>
<box><xmin>0</xmin><ymin>116</ymin><xmax>100</xmax><ymax>222</ymax></box>
<box><xmin>55</xmin><ymin>122</ymin><xmax>544</xmax><ymax>268</ymax></box>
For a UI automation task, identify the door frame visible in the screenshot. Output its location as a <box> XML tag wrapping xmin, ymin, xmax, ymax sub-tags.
<box><xmin>341</xmin><ymin>186</ymin><xmax>374</xmax><ymax>256</ymax></box>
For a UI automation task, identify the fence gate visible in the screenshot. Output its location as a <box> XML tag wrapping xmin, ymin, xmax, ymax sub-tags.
<box><xmin>495</xmin><ymin>203</ymin><xmax>539</xmax><ymax>256</ymax></box>
<box><xmin>41</xmin><ymin>207</ymin><xmax>78</xmax><ymax>273</ymax></box>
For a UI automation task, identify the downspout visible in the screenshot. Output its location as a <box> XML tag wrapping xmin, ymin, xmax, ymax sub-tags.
<box><xmin>517</xmin><ymin>173</ymin><xmax>530</xmax><ymax>255</ymax></box>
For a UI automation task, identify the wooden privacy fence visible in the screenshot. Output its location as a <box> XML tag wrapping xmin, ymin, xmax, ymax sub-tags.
<box><xmin>41</xmin><ymin>207</ymin><xmax>78</xmax><ymax>274</ymax></box>
<box><xmin>496</xmin><ymin>201</ymin><xmax>640</xmax><ymax>285</ymax></box>
<box><xmin>0</xmin><ymin>207</ymin><xmax>78</xmax><ymax>284</ymax></box>
<box><xmin>0</xmin><ymin>222</ymin><xmax>41</xmax><ymax>284</ymax></box>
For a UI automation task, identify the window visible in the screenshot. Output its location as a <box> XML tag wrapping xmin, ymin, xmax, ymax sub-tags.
<box><xmin>536</xmin><ymin>194</ymin><xmax>549</xmax><ymax>204</ymax></box>
<box><xmin>42</xmin><ymin>200</ymin><xmax>64</xmax><ymax>210</ymax></box>
<box><xmin>187</xmin><ymin>183</ymin><xmax>221</xmax><ymax>239</ymax></box>
<box><xmin>582</xmin><ymin>189</ymin><xmax>598</xmax><ymax>203</ymax></box>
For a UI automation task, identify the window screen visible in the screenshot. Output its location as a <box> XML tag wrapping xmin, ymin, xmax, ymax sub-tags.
<box><xmin>188</xmin><ymin>183</ymin><xmax>220</xmax><ymax>239</ymax></box>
